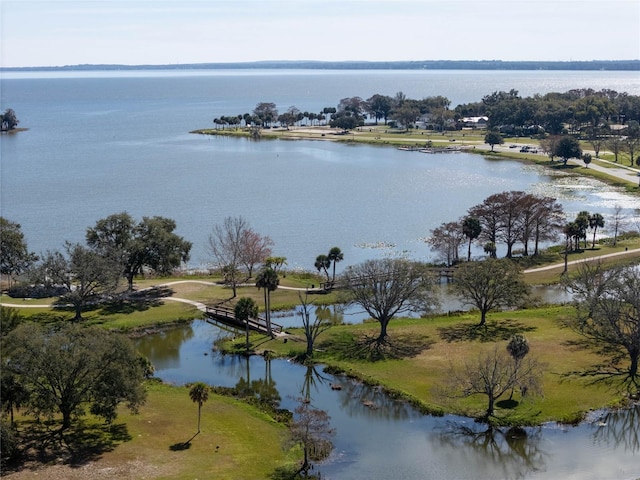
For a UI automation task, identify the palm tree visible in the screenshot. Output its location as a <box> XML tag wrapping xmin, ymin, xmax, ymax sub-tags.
<box><xmin>327</xmin><ymin>247</ymin><xmax>344</xmax><ymax>283</ymax></box>
<box><xmin>189</xmin><ymin>382</ymin><xmax>210</xmax><ymax>433</ymax></box>
<box><xmin>588</xmin><ymin>213</ymin><xmax>605</xmax><ymax>249</ymax></box>
<box><xmin>235</xmin><ymin>297</ymin><xmax>259</xmax><ymax>351</ymax></box>
<box><xmin>314</xmin><ymin>254</ymin><xmax>331</xmax><ymax>282</ymax></box>
<box><xmin>255</xmin><ymin>267</ymin><xmax>279</xmax><ymax>336</ymax></box>
<box><xmin>461</xmin><ymin>217</ymin><xmax>481</xmax><ymax>262</ymax></box>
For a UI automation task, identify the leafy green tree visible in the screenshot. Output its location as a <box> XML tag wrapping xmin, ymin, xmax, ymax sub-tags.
<box><xmin>390</xmin><ymin>103</ymin><xmax>420</xmax><ymax>131</ymax></box>
<box><xmin>554</xmin><ymin>136</ymin><xmax>582</xmax><ymax>165</ymax></box>
<box><xmin>264</xmin><ymin>256</ymin><xmax>287</xmax><ymax>273</ymax></box>
<box><xmin>462</xmin><ymin>217</ymin><xmax>482</xmax><ymax>261</ymax></box>
<box><xmin>253</xmin><ymin>102</ymin><xmax>278</xmax><ymax>127</ymax></box>
<box><xmin>33</xmin><ymin>243</ymin><xmax>121</xmax><ymax>321</ymax></box>
<box><xmin>0</xmin><ymin>367</ymin><xmax>29</xmax><ymax>426</ymax></box>
<box><xmin>314</xmin><ymin>254</ymin><xmax>331</xmax><ymax>281</ymax></box>
<box><xmin>0</xmin><ymin>108</ymin><xmax>18</xmax><ymax>131</ymax></box>
<box><xmin>452</xmin><ymin>259</ymin><xmax>529</xmax><ymax>326</ymax></box>
<box><xmin>582</xmin><ymin>152</ymin><xmax>592</xmax><ymax>168</ymax></box>
<box><xmin>343</xmin><ymin>259</ymin><xmax>435</xmax><ymax>347</ymax></box>
<box><xmin>484</xmin><ymin>131</ymin><xmax>504</xmax><ymax>151</ymax></box>
<box><xmin>366</xmin><ymin>94</ymin><xmax>394</xmax><ymax>124</ymax></box>
<box><xmin>234</xmin><ymin>297</ymin><xmax>259</xmax><ymax>351</ymax></box>
<box><xmin>327</xmin><ymin>247</ymin><xmax>344</xmax><ymax>282</ymax></box>
<box><xmin>563</xmin><ymin>262</ymin><xmax>640</xmax><ymax>384</ymax></box>
<box><xmin>87</xmin><ymin>212</ymin><xmax>191</xmax><ymax>291</ymax></box>
<box><xmin>0</xmin><ymin>217</ymin><xmax>37</xmax><ymax>286</ymax></box>
<box><xmin>189</xmin><ymin>382</ymin><xmax>210</xmax><ymax>433</ymax></box>
<box><xmin>3</xmin><ymin>322</ymin><xmax>146</xmax><ymax>430</ymax></box>
<box><xmin>255</xmin><ymin>267</ymin><xmax>279</xmax><ymax>336</ymax></box>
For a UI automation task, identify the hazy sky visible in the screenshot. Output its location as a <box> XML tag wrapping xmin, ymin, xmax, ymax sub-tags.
<box><xmin>1</xmin><ymin>0</ymin><xmax>639</xmax><ymax>68</ymax></box>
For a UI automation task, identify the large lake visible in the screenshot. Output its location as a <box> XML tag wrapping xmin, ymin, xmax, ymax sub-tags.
<box><xmin>1</xmin><ymin>69</ymin><xmax>639</xmax><ymax>271</ymax></box>
<box><xmin>2</xmin><ymin>69</ymin><xmax>640</xmax><ymax>478</ymax></box>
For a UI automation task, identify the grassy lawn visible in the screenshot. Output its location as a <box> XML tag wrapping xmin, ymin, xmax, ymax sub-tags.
<box><xmin>4</xmin><ymin>382</ymin><xmax>297</xmax><ymax>480</ymax></box>
<box><xmin>231</xmin><ymin>306</ymin><xmax>631</xmax><ymax>426</ymax></box>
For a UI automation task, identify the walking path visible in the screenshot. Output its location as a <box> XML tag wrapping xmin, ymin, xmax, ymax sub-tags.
<box><xmin>3</xmin><ymin>250</ymin><xmax>639</xmax><ymax>311</ymax></box>
<box><xmin>523</xmin><ymin>247</ymin><xmax>640</xmax><ymax>273</ymax></box>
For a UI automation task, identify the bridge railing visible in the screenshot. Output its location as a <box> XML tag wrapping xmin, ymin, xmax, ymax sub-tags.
<box><xmin>204</xmin><ymin>305</ymin><xmax>282</xmax><ymax>335</ymax></box>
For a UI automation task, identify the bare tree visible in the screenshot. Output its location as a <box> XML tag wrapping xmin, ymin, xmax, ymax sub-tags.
<box><xmin>427</xmin><ymin>220</ymin><xmax>465</xmax><ymax>265</ymax></box>
<box><xmin>209</xmin><ymin>216</ymin><xmax>248</xmax><ymax>297</ymax></box>
<box><xmin>342</xmin><ymin>259</ymin><xmax>436</xmax><ymax>348</ymax></box>
<box><xmin>445</xmin><ymin>346</ymin><xmax>543</xmax><ymax>420</ymax></box>
<box><xmin>563</xmin><ymin>262</ymin><xmax>640</xmax><ymax>385</ymax></box>
<box><xmin>239</xmin><ymin>229</ymin><xmax>273</xmax><ymax>278</ymax></box>
<box><xmin>610</xmin><ymin>204</ymin><xmax>625</xmax><ymax>246</ymax></box>
<box><xmin>289</xmin><ymin>398</ymin><xmax>335</xmax><ymax>475</ymax></box>
<box><xmin>297</xmin><ymin>293</ymin><xmax>334</xmax><ymax>358</ymax></box>
<box><xmin>208</xmin><ymin>216</ymin><xmax>271</xmax><ymax>297</ymax></box>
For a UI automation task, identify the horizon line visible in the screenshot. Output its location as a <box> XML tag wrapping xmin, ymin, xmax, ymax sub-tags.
<box><xmin>2</xmin><ymin>59</ymin><xmax>639</xmax><ymax>71</ymax></box>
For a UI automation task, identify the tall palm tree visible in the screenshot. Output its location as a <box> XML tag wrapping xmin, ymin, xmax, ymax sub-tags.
<box><xmin>256</xmin><ymin>267</ymin><xmax>279</xmax><ymax>336</ymax></box>
<box><xmin>189</xmin><ymin>382</ymin><xmax>210</xmax><ymax>433</ymax></box>
<box><xmin>588</xmin><ymin>213</ymin><xmax>605</xmax><ymax>249</ymax></box>
<box><xmin>235</xmin><ymin>297</ymin><xmax>259</xmax><ymax>351</ymax></box>
<box><xmin>327</xmin><ymin>247</ymin><xmax>344</xmax><ymax>282</ymax></box>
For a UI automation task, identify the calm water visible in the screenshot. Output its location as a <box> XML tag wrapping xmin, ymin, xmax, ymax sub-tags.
<box><xmin>1</xmin><ymin>70</ymin><xmax>639</xmax><ymax>271</ymax></box>
<box><xmin>3</xmin><ymin>70</ymin><xmax>639</xmax><ymax>478</ymax></box>
<box><xmin>136</xmin><ymin>320</ymin><xmax>640</xmax><ymax>480</ymax></box>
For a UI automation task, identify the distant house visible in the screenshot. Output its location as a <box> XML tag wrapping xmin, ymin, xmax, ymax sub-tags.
<box><xmin>461</xmin><ymin>116</ymin><xmax>489</xmax><ymax>128</ymax></box>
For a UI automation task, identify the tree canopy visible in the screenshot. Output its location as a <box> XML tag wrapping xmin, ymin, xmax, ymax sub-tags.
<box><xmin>2</xmin><ymin>322</ymin><xmax>146</xmax><ymax>430</ymax></box>
<box><xmin>86</xmin><ymin>212</ymin><xmax>192</xmax><ymax>291</ymax></box>
<box><xmin>0</xmin><ymin>217</ymin><xmax>37</xmax><ymax>285</ymax></box>
<box><xmin>452</xmin><ymin>259</ymin><xmax>529</xmax><ymax>326</ymax></box>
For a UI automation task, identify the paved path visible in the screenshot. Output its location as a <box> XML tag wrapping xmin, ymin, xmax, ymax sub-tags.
<box><xmin>523</xmin><ymin>247</ymin><xmax>640</xmax><ymax>273</ymax></box>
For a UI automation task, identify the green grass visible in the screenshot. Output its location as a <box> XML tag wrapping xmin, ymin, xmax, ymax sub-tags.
<box><xmin>231</xmin><ymin>306</ymin><xmax>632</xmax><ymax>426</ymax></box>
<box><xmin>7</xmin><ymin>382</ymin><xmax>298</xmax><ymax>479</ymax></box>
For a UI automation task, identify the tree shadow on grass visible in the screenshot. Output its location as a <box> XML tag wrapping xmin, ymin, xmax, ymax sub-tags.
<box><xmin>99</xmin><ymin>286</ymin><xmax>174</xmax><ymax>316</ymax></box>
<box><xmin>169</xmin><ymin>432</ymin><xmax>199</xmax><ymax>451</ymax></box>
<box><xmin>319</xmin><ymin>330</ymin><xmax>434</xmax><ymax>362</ymax></box>
<box><xmin>438</xmin><ymin>319</ymin><xmax>536</xmax><ymax>343</ymax></box>
<box><xmin>4</xmin><ymin>419</ymin><xmax>131</xmax><ymax>473</ymax></box>
<box><xmin>560</xmin><ymin>339</ymin><xmax>640</xmax><ymax>395</ymax></box>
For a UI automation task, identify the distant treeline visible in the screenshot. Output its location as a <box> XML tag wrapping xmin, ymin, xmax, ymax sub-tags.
<box><xmin>2</xmin><ymin>59</ymin><xmax>639</xmax><ymax>72</ymax></box>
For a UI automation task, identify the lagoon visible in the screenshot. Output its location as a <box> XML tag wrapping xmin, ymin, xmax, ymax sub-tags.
<box><xmin>136</xmin><ymin>320</ymin><xmax>640</xmax><ymax>479</ymax></box>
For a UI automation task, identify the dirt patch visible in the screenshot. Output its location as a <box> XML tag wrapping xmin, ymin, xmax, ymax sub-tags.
<box><xmin>3</xmin><ymin>458</ymin><xmax>174</xmax><ymax>480</ymax></box>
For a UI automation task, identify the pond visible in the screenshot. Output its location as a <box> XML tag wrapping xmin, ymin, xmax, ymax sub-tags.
<box><xmin>135</xmin><ymin>320</ymin><xmax>640</xmax><ymax>479</ymax></box>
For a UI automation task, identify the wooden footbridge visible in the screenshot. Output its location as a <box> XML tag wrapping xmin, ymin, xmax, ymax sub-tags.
<box><xmin>204</xmin><ymin>305</ymin><xmax>284</xmax><ymax>337</ymax></box>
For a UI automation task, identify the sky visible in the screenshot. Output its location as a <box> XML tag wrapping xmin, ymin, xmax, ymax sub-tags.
<box><xmin>1</xmin><ymin>0</ymin><xmax>639</xmax><ymax>68</ymax></box>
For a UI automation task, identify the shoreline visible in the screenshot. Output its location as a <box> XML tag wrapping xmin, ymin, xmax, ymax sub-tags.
<box><xmin>191</xmin><ymin>125</ymin><xmax>640</xmax><ymax>190</ymax></box>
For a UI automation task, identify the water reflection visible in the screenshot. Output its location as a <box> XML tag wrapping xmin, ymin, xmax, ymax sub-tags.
<box><xmin>433</xmin><ymin>422</ymin><xmax>547</xmax><ymax>480</ymax></box>
<box><xmin>136</xmin><ymin>321</ymin><xmax>640</xmax><ymax>479</ymax></box>
<box><xmin>591</xmin><ymin>406</ymin><xmax>640</xmax><ymax>453</ymax></box>
<box><xmin>135</xmin><ymin>324</ymin><xmax>194</xmax><ymax>369</ymax></box>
